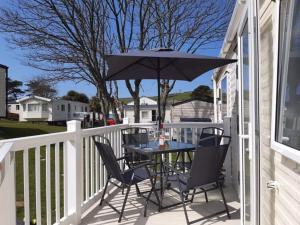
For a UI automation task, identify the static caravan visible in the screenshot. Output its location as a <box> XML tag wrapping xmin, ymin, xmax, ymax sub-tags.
<box><xmin>17</xmin><ymin>95</ymin><xmax>90</xmax><ymax>123</ymax></box>
<box><xmin>213</xmin><ymin>0</ymin><xmax>300</xmax><ymax>225</ymax></box>
<box><xmin>0</xmin><ymin>64</ymin><xmax>8</xmax><ymax>117</ymax></box>
<box><xmin>124</xmin><ymin>96</ymin><xmax>171</xmax><ymax>123</ymax></box>
<box><xmin>170</xmin><ymin>99</ymin><xmax>214</xmax><ymax>123</ymax></box>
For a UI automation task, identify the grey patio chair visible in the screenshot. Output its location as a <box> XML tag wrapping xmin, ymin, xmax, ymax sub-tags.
<box><xmin>121</xmin><ymin>127</ymin><xmax>151</xmax><ymax>167</ymax></box>
<box><xmin>173</xmin><ymin>127</ymin><xmax>224</xmax><ymax>171</ymax></box>
<box><xmin>94</xmin><ymin>136</ymin><xmax>159</xmax><ymax>223</ymax></box>
<box><xmin>162</xmin><ymin>140</ymin><xmax>231</xmax><ymax>225</ymax></box>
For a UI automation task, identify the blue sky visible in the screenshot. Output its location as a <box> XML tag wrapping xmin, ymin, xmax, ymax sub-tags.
<box><xmin>0</xmin><ymin>35</ymin><xmax>222</xmax><ymax>98</ymax></box>
<box><xmin>0</xmin><ymin>1</ymin><xmax>223</xmax><ymax>98</ymax></box>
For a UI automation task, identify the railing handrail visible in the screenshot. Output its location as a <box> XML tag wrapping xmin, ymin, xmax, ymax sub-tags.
<box><xmin>0</xmin><ymin>142</ymin><xmax>13</xmax><ymax>163</ymax></box>
<box><xmin>0</xmin><ymin>131</ymin><xmax>76</xmax><ymax>152</ymax></box>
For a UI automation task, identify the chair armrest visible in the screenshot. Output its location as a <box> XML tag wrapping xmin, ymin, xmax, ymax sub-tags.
<box><xmin>116</xmin><ymin>156</ymin><xmax>127</xmax><ymax>161</ymax></box>
<box><xmin>198</xmin><ymin>135</ymin><xmax>218</xmax><ymax>143</ymax></box>
<box><xmin>125</xmin><ymin>161</ymin><xmax>151</xmax><ymax>171</ymax></box>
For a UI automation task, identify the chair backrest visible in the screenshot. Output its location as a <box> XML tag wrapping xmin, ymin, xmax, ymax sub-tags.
<box><xmin>94</xmin><ymin>136</ymin><xmax>124</xmax><ymax>182</ymax></box>
<box><xmin>218</xmin><ymin>135</ymin><xmax>231</xmax><ymax>169</ymax></box>
<box><xmin>198</xmin><ymin>127</ymin><xmax>224</xmax><ymax>146</ymax></box>
<box><xmin>187</xmin><ymin>145</ymin><xmax>221</xmax><ymax>189</ymax></box>
<box><xmin>121</xmin><ymin>127</ymin><xmax>148</xmax><ymax>147</ymax></box>
<box><xmin>187</xmin><ymin>136</ymin><xmax>231</xmax><ymax>190</ymax></box>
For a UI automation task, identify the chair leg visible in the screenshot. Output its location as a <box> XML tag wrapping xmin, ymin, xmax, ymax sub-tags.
<box><xmin>119</xmin><ymin>185</ymin><xmax>131</xmax><ymax>223</ymax></box>
<box><xmin>180</xmin><ymin>192</ymin><xmax>190</xmax><ymax>225</ymax></box>
<box><xmin>200</xmin><ymin>187</ymin><xmax>208</xmax><ymax>203</ymax></box>
<box><xmin>100</xmin><ymin>179</ymin><xmax>109</xmax><ymax>206</ymax></box>
<box><xmin>219</xmin><ymin>186</ymin><xmax>231</xmax><ymax>219</ymax></box>
<box><xmin>190</xmin><ymin>189</ymin><xmax>196</xmax><ymax>203</ymax></box>
<box><xmin>135</xmin><ymin>183</ymin><xmax>141</xmax><ymax>196</ymax></box>
<box><xmin>144</xmin><ymin>180</ymin><xmax>154</xmax><ymax>217</ymax></box>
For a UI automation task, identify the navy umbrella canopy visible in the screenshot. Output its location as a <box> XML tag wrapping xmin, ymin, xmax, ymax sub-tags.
<box><xmin>105</xmin><ymin>48</ymin><xmax>236</xmax><ymax>128</ymax></box>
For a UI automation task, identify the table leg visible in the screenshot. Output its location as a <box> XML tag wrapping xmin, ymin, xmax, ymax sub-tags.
<box><xmin>160</xmin><ymin>154</ymin><xmax>163</xmax><ymax>201</ymax></box>
<box><xmin>182</xmin><ymin>152</ymin><xmax>185</xmax><ymax>173</ymax></box>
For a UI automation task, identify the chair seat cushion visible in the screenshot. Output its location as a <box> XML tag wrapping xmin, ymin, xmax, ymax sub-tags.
<box><xmin>166</xmin><ymin>173</ymin><xmax>190</xmax><ymax>191</ymax></box>
<box><xmin>123</xmin><ymin>167</ymin><xmax>153</xmax><ymax>185</ymax></box>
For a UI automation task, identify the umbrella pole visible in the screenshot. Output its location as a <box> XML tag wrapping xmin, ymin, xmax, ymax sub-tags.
<box><xmin>157</xmin><ymin>59</ymin><xmax>161</xmax><ymax>131</ymax></box>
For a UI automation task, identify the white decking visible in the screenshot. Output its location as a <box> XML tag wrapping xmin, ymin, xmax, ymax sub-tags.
<box><xmin>81</xmin><ymin>184</ymin><xmax>240</xmax><ymax>225</ymax></box>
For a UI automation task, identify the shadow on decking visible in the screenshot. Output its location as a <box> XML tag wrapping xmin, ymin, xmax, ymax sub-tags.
<box><xmin>81</xmin><ymin>183</ymin><xmax>240</xmax><ymax>225</ymax></box>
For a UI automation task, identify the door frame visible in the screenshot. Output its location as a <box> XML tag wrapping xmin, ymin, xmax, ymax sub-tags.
<box><xmin>237</xmin><ymin>2</ymin><xmax>260</xmax><ymax>224</ymax></box>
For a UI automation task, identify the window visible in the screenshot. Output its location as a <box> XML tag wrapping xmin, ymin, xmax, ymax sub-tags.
<box><xmin>61</xmin><ymin>105</ymin><xmax>65</xmax><ymax>111</ymax></box>
<box><xmin>221</xmin><ymin>76</ymin><xmax>228</xmax><ymax>118</ymax></box>
<box><xmin>16</xmin><ymin>105</ymin><xmax>20</xmax><ymax>110</ymax></box>
<box><xmin>151</xmin><ymin>110</ymin><xmax>156</xmax><ymax>121</ymax></box>
<box><xmin>42</xmin><ymin>104</ymin><xmax>48</xmax><ymax>112</ymax></box>
<box><xmin>28</xmin><ymin>104</ymin><xmax>39</xmax><ymax>112</ymax></box>
<box><xmin>57</xmin><ymin>105</ymin><xmax>59</xmax><ymax>111</ymax></box>
<box><xmin>8</xmin><ymin>105</ymin><xmax>11</xmax><ymax>111</ymax></box>
<box><xmin>274</xmin><ymin>0</ymin><xmax>300</xmax><ymax>152</ymax></box>
<box><xmin>85</xmin><ymin>106</ymin><xmax>87</xmax><ymax>112</ymax></box>
<box><xmin>141</xmin><ymin>111</ymin><xmax>148</xmax><ymax>119</ymax></box>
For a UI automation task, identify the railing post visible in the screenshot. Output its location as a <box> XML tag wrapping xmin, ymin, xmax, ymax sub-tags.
<box><xmin>0</xmin><ymin>143</ymin><xmax>16</xmax><ymax>225</ymax></box>
<box><xmin>66</xmin><ymin>120</ymin><xmax>83</xmax><ymax>224</ymax></box>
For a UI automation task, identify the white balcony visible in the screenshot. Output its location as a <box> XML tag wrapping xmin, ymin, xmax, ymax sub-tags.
<box><xmin>0</xmin><ymin>120</ymin><xmax>240</xmax><ymax>225</ymax></box>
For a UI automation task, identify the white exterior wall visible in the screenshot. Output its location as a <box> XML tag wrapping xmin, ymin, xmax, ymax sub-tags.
<box><xmin>124</xmin><ymin>108</ymin><xmax>171</xmax><ymax>124</ymax></box>
<box><xmin>214</xmin><ymin>55</ymin><xmax>239</xmax><ymax>195</ymax></box>
<box><xmin>49</xmin><ymin>100</ymin><xmax>89</xmax><ymax>121</ymax></box>
<box><xmin>214</xmin><ymin>1</ymin><xmax>300</xmax><ymax>224</ymax></box>
<box><xmin>258</xmin><ymin>2</ymin><xmax>300</xmax><ymax>225</ymax></box>
<box><xmin>127</xmin><ymin>97</ymin><xmax>157</xmax><ymax>105</ymax></box>
<box><xmin>7</xmin><ymin>103</ymin><xmax>20</xmax><ymax>115</ymax></box>
<box><xmin>18</xmin><ymin>97</ymin><xmax>89</xmax><ymax>122</ymax></box>
<box><xmin>0</xmin><ymin>66</ymin><xmax>7</xmax><ymax>117</ymax></box>
<box><xmin>19</xmin><ymin>98</ymin><xmax>51</xmax><ymax>122</ymax></box>
<box><xmin>171</xmin><ymin>100</ymin><xmax>214</xmax><ymax>123</ymax></box>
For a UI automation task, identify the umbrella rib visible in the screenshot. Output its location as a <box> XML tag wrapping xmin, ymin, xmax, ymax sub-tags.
<box><xmin>106</xmin><ymin>57</ymin><xmax>147</xmax><ymax>80</ymax></box>
<box><xmin>171</xmin><ymin>61</ymin><xmax>193</xmax><ymax>81</ymax></box>
<box><xmin>137</xmin><ymin>61</ymin><xmax>156</xmax><ymax>70</ymax></box>
<box><xmin>160</xmin><ymin>58</ymin><xmax>178</xmax><ymax>71</ymax></box>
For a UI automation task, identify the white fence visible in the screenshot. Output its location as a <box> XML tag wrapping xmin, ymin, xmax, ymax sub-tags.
<box><xmin>0</xmin><ymin>121</ymin><xmax>224</xmax><ymax>225</ymax></box>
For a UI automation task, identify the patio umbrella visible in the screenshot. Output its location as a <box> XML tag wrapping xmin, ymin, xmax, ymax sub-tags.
<box><xmin>105</xmin><ymin>48</ymin><xmax>236</xmax><ymax>129</ymax></box>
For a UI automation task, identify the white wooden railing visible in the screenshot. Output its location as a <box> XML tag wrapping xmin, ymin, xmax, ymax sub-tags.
<box><xmin>0</xmin><ymin>121</ymin><xmax>224</xmax><ymax>225</ymax></box>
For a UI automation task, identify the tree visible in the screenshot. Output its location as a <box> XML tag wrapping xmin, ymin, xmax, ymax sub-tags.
<box><xmin>89</xmin><ymin>96</ymin><xmax>102</xmax><ymax>113</ymax></box>
<box><xmin>150</xmin><ymin>0</ymin><xmax>234</xmax><ymax>122</ymax></box>
<box><xmin>105</xmin><ymin>0</ymin><xmax>154</xmax><ymax>123</ymax></box>
<box><xmin>0</xmin><ymin>0</ymin><xmax>234</xmax><ymax>124</ymax></box>
<box><xmin>106</xmin><ymin>0</ymin><xmax>234</xmax><ymax>123</ymax></box>
<box><xmin>191</xmin><ymin>85</ymin><xmax>213</xmax><ymax>102</ymax></box>
<box><xmin>7</xmin><ymin>77</ymin><xmax>25</xmax><ymax>100</ymax></box>
<box><xmin>0</xmin><ymin>0</ymin><xmax>120</xmax><ymax>124</ymax></box>
<box><xmin>26</xmin><ymin>77</ymin><xmax>57</xmax><ymax>98</ymax></box>
<box><xmin>63</xmin><ymin>90</ymin><xmax>89</xmax><ymax>103</ymax></box>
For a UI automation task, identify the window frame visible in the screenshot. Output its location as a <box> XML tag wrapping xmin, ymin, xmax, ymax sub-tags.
<box><xmin>28</xmin><ymin>103</ymin><xmax>39</xmax><ymax>112</ymax></box>
<box><xmin>271</xmin><ymin>0</ymin><xmax>300</xmax><ymax>163</ymax></box>
<box><xmin>218</xmin><ymin>73</ymin><xmax>229</xmax><ymax>121</ymax></box>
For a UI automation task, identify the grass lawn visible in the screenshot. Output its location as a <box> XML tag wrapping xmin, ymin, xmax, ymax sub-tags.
<box><xmin>0</xmin><ymin>119</ymin><xmax>66</xmax><ymax>139</ymax></box>
<box><xmin>0</xmin><ymin>119</ymin><xmax>66</xmax><ymax>224</ymax></box>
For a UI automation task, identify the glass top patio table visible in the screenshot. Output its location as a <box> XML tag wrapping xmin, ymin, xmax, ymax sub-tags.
<box><xmin>123</xmin><ymin>140</ymin><xmax>196</xmax><ymax>155</ymax></box>
<box><xmin>124</xmin><ymin>140</ymin><xmax>196</xmax><ymax>210</ymax></box>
